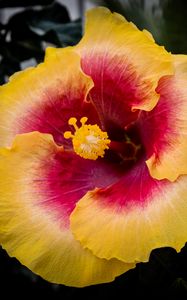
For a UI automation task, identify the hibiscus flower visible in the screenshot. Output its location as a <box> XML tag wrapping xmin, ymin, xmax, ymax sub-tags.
<box><xmin>0</xmin><ymin>7</ymin><xmax>186</xmax><ymax>287</ymax></box>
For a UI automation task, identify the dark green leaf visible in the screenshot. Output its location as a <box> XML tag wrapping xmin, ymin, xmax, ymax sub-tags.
<box><xmin>37</xmin><ymin>20</ymin><xmax>82</xmax><ymax>47</ymax></box>
<box><xmin>0</xmin><ymin>0</ymin><xmax>53</xmax><ymax>8</ymax></box>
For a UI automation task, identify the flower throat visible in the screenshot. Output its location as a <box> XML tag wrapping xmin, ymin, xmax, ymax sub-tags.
<box><xmin>64</xmin><ymin>117</ymin><xmax>143</xmax><ymax>166</ymax></box>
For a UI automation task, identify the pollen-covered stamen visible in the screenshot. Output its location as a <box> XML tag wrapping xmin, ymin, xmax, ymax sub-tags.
<box><xmin>64</xmin><ymin>117</ymin><xmax>111</xmax><ymax>160</ymax></box>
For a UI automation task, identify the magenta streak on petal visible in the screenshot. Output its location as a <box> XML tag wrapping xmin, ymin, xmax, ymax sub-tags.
<box><xmin>33</xmin><ymin>150</ymin><xmax>125</xmax><ymax>228</ymax></box>
<box><xmin>15</xmin><ymin>87</ymin><xmax>99</xmax><ymax>147</ymax></box>
<box><xmin>95</xmin><ymin>161</ymin><xmax>169</xmax><ymax>211</ymax></box>
<box><xmin>80</xmin><ymin>53</ymin><xmax>152</xmax><ymax>133</ymax></box>
<box><xmin>138</xmin><ymin>75</ymin><xmax>180</xmax><ymax>159</ymax></box>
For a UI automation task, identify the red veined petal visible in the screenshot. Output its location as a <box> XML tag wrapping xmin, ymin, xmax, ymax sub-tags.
<box><xmin>74</xmin><ymin>7</ymin><xmax>173</xmax><ymax>131</ymax></box>
<box><xmin>139</xmin><ymin>55</ymin><xmax>187</xmax><ymax>181</ymax></box>
<box><xmin>0</xmin><ymin>47</ymin><xmax>98</xmax><ymax>148</ymax></box>
<box><xmin>71</xmin><ymin>161</ymin><xmax>187</xmax><ymax>263</ymax></box>
<box><xmin>0</xmin><ymin>132</ymin><xmax>134</xmax><ymax>287</ymax></box>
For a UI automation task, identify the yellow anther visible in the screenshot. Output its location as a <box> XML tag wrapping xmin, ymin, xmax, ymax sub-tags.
<box><xmin>68</xmin><ymin>117</ymin><xmax>78</xmax><ymax>130</ymax></box>
<box><xmin>80</xmin><ymin>117</ymin><xmax>88</xmax><ymax>125</ymax></box>
<box><xmin>64</xmin><ymin>117</ymin><xmax>111</xmax><ymax>160</ymax></box>
<box><xmin>64</xmin><ymin>131</ymin><xmax>73</xmax><ymax>139</ymax></box>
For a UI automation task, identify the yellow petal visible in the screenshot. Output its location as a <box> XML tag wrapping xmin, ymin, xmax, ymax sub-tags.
<box><xmin>0</xmin><ymin>132</ymin><xmax>134</xmax><ymax>287</ymax></box>
<box><xmin>75</xmin><ymin>7</ymin><xmax>174</xmax><ymax>113</ymax></box>
<box><xmin>146</xmin><ymin>55</ymin><xmax>187</xmax><ymax>181</ymax></box>
<box><xmin>71</xmin><ymin>162</ymin><xmax>187</xmax><ymax>263</ymax></box>
<box><xmin>0</xmin><ymin>47</ymin><xmax>94</xmax><ymax>147</ymax></box>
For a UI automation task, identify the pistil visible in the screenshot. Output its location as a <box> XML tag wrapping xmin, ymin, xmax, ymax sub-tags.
<box><xmin>64</xmin><ymin>117</ymin><xmax>111</xmax><ymax>160</ymax></box>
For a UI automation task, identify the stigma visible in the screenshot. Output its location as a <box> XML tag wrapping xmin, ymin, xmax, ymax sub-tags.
<box><xmin>64</xmin><ymin>117</ymin><xmax>110</xmax><ymax>160</ymax></box>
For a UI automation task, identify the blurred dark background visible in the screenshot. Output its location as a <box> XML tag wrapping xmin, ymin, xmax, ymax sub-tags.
<box><xmin>0</xmin><ymin>0</ymin><xmax>187</xmax><ymax>298</ymax></box>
